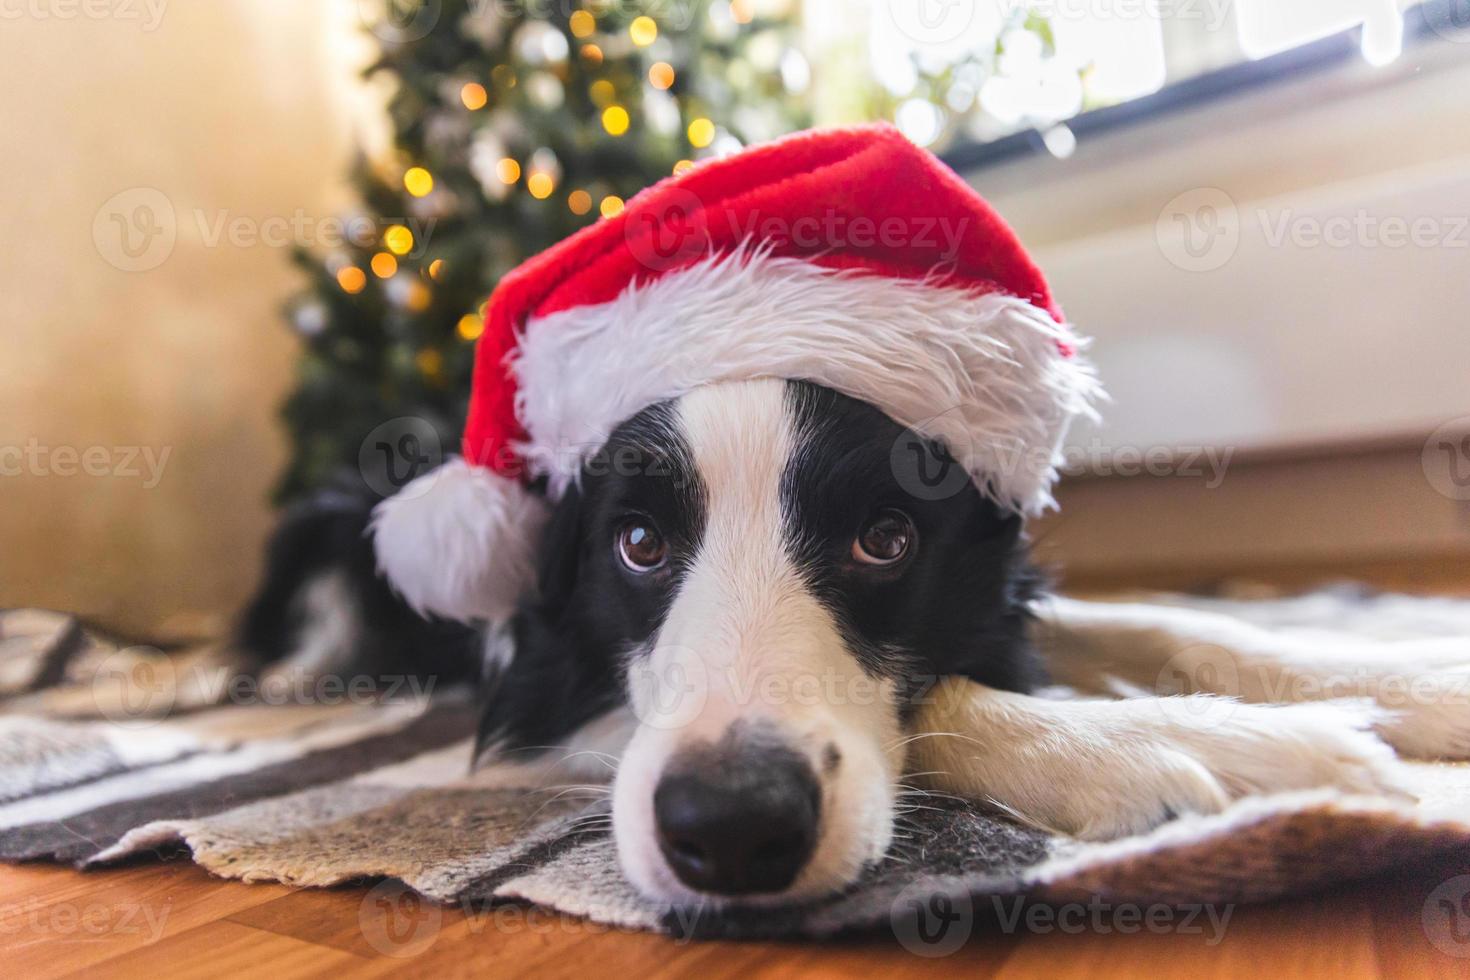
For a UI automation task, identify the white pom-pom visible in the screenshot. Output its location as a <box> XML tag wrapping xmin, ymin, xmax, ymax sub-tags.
<box><xmin>370</xmin><ymin>458</ymin><xmax>549</xmax><ymax>624</ymax></box>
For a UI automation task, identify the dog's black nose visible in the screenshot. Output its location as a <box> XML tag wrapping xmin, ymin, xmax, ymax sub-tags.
<box><xmin>653</xmin><ymin>743</ymin><xmax>821</xmax><ymax>895</ymax></box>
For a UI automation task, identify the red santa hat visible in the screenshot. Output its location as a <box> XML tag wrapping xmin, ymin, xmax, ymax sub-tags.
<box><xmin>373</xmin><ymin>124</ymin><xmax>1100</xmax><ymax>624</ymax></box>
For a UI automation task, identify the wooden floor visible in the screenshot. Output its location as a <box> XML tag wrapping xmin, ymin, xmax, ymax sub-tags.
<box><xmin>3</xmin><ymin>856</ymin><xmax>1470</xmax><ymax>979</ymax></box>
<box><xmin>5</xmin><ymin>557</ymin><xmax>1470</xmax><ymax>978</ymax></box>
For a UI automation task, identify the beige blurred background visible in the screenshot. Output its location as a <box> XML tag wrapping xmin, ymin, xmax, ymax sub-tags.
<box><xmin>0</xmin><ymin>1</ymin><xmax>377</xmax><ymax>637</ymax></box>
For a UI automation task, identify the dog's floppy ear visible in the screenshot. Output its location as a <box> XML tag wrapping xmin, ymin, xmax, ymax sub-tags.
<box><xmin>474</xmin><ymin>483</ymin><xmax>623</xmax><ymax>763</ymax></box>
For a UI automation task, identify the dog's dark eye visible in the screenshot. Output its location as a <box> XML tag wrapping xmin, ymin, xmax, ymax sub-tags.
<box><xmin>617</xmin><ymin>520</ymin><xmax>668</xmax><ymax>572</ymax></box>
<box><xmin>852</xmin><ymin>510</ymin><xmax>915</xmax><ymax>566</ymax></box>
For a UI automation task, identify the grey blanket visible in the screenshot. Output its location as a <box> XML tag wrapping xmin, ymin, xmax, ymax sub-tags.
<box><xmin>2</xmin><ymin>592</ymin><xmax>1468</xmax><ymax>941</ymax></box>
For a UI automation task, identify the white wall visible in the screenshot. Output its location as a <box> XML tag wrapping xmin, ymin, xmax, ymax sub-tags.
<box><xmin>968</xmin><ymin>42</ymin><xmax>1470</xmax><ymax>460</ymax></box>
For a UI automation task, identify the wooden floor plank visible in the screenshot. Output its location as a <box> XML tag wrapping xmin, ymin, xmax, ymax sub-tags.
<box><xmin>70</xmin><ymin>919</ymin><xmax>366</xmax><ymax>980</ymax></box>
<box><xmin>0</xmin><ymin>861</ymin><xmax>296</xmax><ymax>980</ymax></box>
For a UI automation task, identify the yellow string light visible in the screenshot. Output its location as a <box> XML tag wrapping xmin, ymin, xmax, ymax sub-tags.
<box><xmin>336</xmin><ymin>267</ymin><xmax>366</xmax><ymax>294</ymax></box>
<box><xmin>567</xmin><ymin>189</ymin><xmax>592</xmax><ymax>215</ymax></box>
<box><xmin>629</xmin><ymin>15</ymin><xmax>657</xmax><ymax>46</ymax></box>
<box><xmin>649</xmin><ymin>62</ymin><xmax>675</xmax><ymax>90</ymax></box>
<box><xmin>496</xmin><ymin>157</ymin><xmax>521</xmax><ymax>184</ymax></box>
<box><xmin>687</xmin><ymin>117</ymin><xmax>715</xmax><ymax>148</ymax></box>
<box><xmin>457</xmin><ymin>314</ymin><xmax>484</xmax><ymax>342</ymax></box>
<box><xmin>527</xmin><ymin>172</ymin><xmax>555</xmax><ymax>199</ymax></box>
<box><xmin>580</xmin><ymin>43</ymin><xmax>603</xmax><ymax>66</ymax></box>
<box><xmin>428</xmin><ymin>259</ymin><xmax>444</xmax><ymax>281</ymax></box>
<box><xmin>370</xmin><ymin>252</ymin><xmax>398</xmax><ymax>278</ymax></box>
<box><xmin>460</xmin><ymin>82</ymin><xmax>488</xmax><ymax>110</ymax></box>
<box><xmin>602</xmin><ymin>105</ymin><xmax>630</xmax><ymax>136</ymax></box>
<box><xmin>600</xmin><ymin>195</ymin><xmax>625</xmax><ymax>218</ymax></box>
<box><xmin>383</xmin><ymin>225</ymin><xmax>415</xmax><ymax>256</ymax></box>
<box><xmin>403</xmin><ymin>167</ymin><xmax>434</xmax><ymax>197</ymax></box>
<box><xmin>673</xmin><ymin>159</ymin><xmax>694</xmax><ymax>175</ymax></box>
<box><xmin>569</xmin><ymin>10</ymin><xmax>595</xmax><ymax>37</ymax></box>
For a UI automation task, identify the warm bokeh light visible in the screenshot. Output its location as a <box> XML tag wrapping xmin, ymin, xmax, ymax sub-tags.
<box><xmin>629</xmin><ymin>16</ymin><xmax>657</xmax><ymax>47</ymax></box>
<box><xmin>370</xmin><ymin>252</ymin><xmax>398</xmax><ymax>278</ymax></box>
<box><xmin>673</xmin><ymin>159</ymin><xmax>694</xmax><ymax>175</ymax></box>
<box><xmin>403</xmin><ymin>167</ymin><xmax>434</xmax><ymax>197</ymax></box>
<box><xmin>602</xmin><ymin>105</ymin><xmax>630</xmax><ymax>136</ymax></box>
<box><xmin>568</xmin><ymin>10</ymin><xmax>595</xmax><ymax>38</ymax></box>
<box><xmin>649</xmin><ymin>62</ymin><xmax>675</xmax><ymax>90</ymax></box>
<box><xmin>403</xmin><ymin>280</ymin><xmax>431</xmax><ymax>312</ymax></box>
<box><xmin>589</xmin><ymin>79</ymin><xmax>615</xmax><ymax>106</ymax></box>
<box><xmin>460</xmin><ymin>82</ymin><xmax>488</xmax><ymax>110</ymax></box>
<box><xmin>496</xmin><ymin>157</ymin><xmax>521</xmax><ymax>184</ymax></box>
<box><xmin>457</xmin><ymin>314</ymin><xmax>485</xmax><ymax>342</ymax></box>
<box><xmin>731</xmin><ymin>0</ymin><xmax>753</xmax><ymax>24</ymax></box>
<box><xmin>687</xmin><ymin>117</ymin><xmax>715</xmax><ymax>148</ymax></box>
<box><xmin>600</xmin><ymin>194</ymin><xmax>625</xmax><ymax>218</ymax></box>
<box><xmin>567</xmin><ymin>189</ymin><xmax>592</xmax><ymax>214</ymax></box>
<box><xmin>580</xmin><ymin>43</ymin><xmax>603</xmax><ymax>66</ymax></box>
<box><xmin>527</xmin><ymin>172</ymin><xmax>555</xmax><ymax>198</ymax></box>
<box><xmin>428</xmin><ymin>259</ymin><xmax>444</xmax><ymax>281</ymax></box>
<box><xmin>416</xmin><ymin>348</ymin><xmax>444</xmax><ymax>379</ymax></box>
<box><xmin>383</xmin><ymin>225</ymin><xmax>414</xmax><ymax>256</ymax></box>
<box><xmin>336</xmin><ymin>267</ymin><xmax>366</xmax><ymax>294</ymax></box>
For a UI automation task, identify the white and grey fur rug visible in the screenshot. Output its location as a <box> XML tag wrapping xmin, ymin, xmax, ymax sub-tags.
<box><xmin>2</xmin><ymin>588</ymin><xmax>1469</xmax><ymax>940</ymax></box>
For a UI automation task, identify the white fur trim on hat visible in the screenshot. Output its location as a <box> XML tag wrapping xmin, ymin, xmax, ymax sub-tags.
<box><xmin>371</xmin><ymin>458</ymin><xmax>549</xmax><ymax>624</ymax></box>
<box><xmin>510</xmin><ymin>248</ymin><xmax>1103</xmax><ymax>515</ymax></box>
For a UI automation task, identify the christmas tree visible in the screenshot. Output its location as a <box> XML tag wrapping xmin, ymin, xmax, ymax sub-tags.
<box><xmin>278</xmin><ymin>0</ymin><xmax>810</xmax><ymax>503</ymax></box>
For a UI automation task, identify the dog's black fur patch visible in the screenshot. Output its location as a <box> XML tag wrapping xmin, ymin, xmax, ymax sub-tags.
<box><xmin>780</xmin><ymin>381</ymin><xmax>1045</xmax><ymax>708</ymax></box>
<box><xmin>474</xmin><ymin>401</ymin><xmax>707</xmax><ymax>758</ymax></box>
<box><xmin>237</xmin><ymin>474</ymin><xmax>477</xmax><ymax>684</ymax></box>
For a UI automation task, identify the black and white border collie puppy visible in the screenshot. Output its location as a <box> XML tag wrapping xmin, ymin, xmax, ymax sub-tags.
<box><xmin>242</xmin><ymin>378</ymin><xmax>1466</xmax><ymax>909</ymax></box>
<box><xmin>483</xmin><ymin>377</ymin><xmax>1043</xmax><ymax>900</ymax></box>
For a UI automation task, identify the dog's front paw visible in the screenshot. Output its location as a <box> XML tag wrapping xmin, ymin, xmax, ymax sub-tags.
<box><xmin>909</xmin><ymin>681</ymin><xmax>1413</xmax><ymax>843</ymax></box>
<box><xmin>1373</xmin><ymin>666</ymin><xmax>1470</xmax><ymax>759</ymax></box>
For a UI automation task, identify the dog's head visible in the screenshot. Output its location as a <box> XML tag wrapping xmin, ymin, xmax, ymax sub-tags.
<box><xmin>480</xmin><ymin>378</ymin><xmax>1041</xmax><ymax>906</ymax></box>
